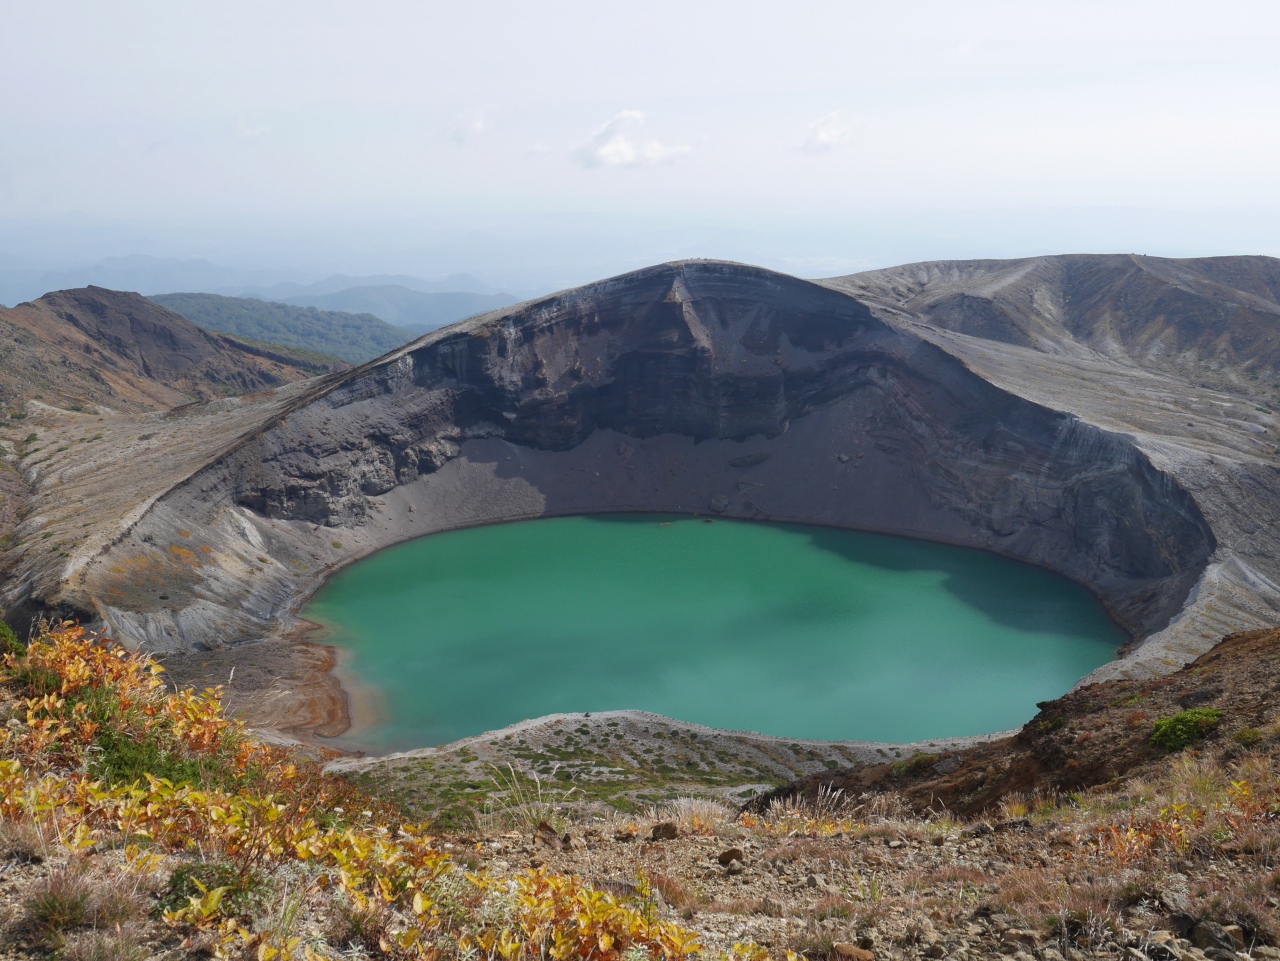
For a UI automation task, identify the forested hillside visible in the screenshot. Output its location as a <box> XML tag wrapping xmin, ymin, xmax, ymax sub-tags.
<box><xmin>150</xmin><ymin>292</ymin><xmax>416</xmax><ymax>363</ymax></box>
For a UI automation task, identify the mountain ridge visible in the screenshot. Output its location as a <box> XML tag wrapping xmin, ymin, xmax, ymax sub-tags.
<box><xmin>149</xmin><ymin>291</ymin><xmax>415</xmax><ymax>363</ymax></box>
<box><xmin>826</xmin><ymin>253</ymin><xmax>1280</xmax><ymax>395</ymax></box>
<box><xmin>2</xmin><ymin>254</ymin><xmax>1278</xmax><ymax>747</ymax></box>
<box><xmin>0</xmin><ymin>286</ymin><xmax>334</xmax><ymax>413</ymax></box>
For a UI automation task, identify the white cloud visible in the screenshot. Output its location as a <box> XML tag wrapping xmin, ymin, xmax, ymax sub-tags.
<box><xmin>443</xmin><ymin>113</ymin><xmax>491</xmax><ymax>146</ymax></box>
<box><xmin>574</xmin><ymin>111</ymin><xmax>691</xmax><ymax>168</ymax></box>
<box><xmin>799</xmin><ymin>111</ymin><xmax>851</xmax><ymax>153</ymax></box>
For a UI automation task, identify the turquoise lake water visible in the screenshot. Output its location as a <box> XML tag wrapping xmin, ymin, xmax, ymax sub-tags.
<box><xmin>303</xmin><ymin>515</ymin><xmax>1124</xmax><ymax>752</ymax></box>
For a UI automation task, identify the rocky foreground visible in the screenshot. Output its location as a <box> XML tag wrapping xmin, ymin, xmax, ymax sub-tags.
<box><xmin>1</xmin><ymin>623</ymin><xmax>1278</xmax><ymax>961</ymax></box>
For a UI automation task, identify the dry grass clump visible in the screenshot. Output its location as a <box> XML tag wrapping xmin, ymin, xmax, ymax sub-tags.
<box><xmin>58</xmin><ymin>929</ymin><xmax>150</xmax><ymax>961</ymax></box>
<box><xmin>761</xmin><ymin>837</ymin><xmax>855</xmax><ymax>867</ymax></box>
<box><xmin>476</xmin><ymin>763</ymin><xmax>579</xmax><ymax>835</ymax></box>
<box><xmin>0</xmin><ymin>814</ymin><xmax>50</xmax><ymax>862</ymax></box>
<box><xmin>650</xmin><ymin>872</ymin><xmax>705</xmax><ymax>916</ymax></box>
<box><xmin>323</xmin><ymin>891</ymin><xmax>389</xmax><ymax>953</ymax></box>
<box><xmin>21</xmin><ymin>863</ymin><xmax>149</xmax><ymax>950</ymax></box>
<box><xmin>646</xmin><ymin>795</ymin><xmax>736</xmax><ymax>835</ymax></box>
<box><xmin>748</xmin><ymin>784</ymin><xmax>865</xmax><ymax>836</ymax></box>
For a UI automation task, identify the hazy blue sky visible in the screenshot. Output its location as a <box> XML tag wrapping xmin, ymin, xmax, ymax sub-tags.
<box><xmin>3</xmin><ymin>1</ymin><xmax>1279</xmax><ymax>291</ymax></box>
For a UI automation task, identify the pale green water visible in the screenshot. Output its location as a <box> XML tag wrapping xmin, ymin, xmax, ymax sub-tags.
<box><xmin>305</xmin><ymin>515</ymin><xmax>1124</xmax><ymax>752</ymax></box>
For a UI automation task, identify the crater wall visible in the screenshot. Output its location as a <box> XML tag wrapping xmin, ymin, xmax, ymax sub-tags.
<box><xmin>68</xmin><ymin>262</ymin><xmax>1214</xmax><ymax>656</ymax></box>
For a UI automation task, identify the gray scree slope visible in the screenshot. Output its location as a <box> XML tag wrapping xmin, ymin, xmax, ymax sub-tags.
<box><xmin>3</xmin><ymin>258</ymin><xmax>1275</xmax><ymax>695</ymax></box>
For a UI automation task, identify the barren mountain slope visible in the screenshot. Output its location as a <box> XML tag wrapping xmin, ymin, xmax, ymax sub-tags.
<box><xmin>826</xmin><ymin>254</ymin><xmax>1280</xmax><ymax>395</ymax></box>
<box><xmin>0</xmin><ymin>286</ymin><xmax>332</xmax><ymax>413</ymax></box>
<box><xmin>0</xmin><ymin>287</ymin><xmax>339</xmax><ymax>604</ymax></box>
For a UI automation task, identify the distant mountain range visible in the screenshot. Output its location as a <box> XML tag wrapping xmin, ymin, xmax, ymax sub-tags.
<box><xmin>227</xmin><ymin>271</ymin><xmax>503</xmax><ymax>300</ymax></box>
<box><xmin>150</xmin><ymin>286</ymin><xmax>519</xmax><ymax>363</ymax></box>
<box><xmin>0</xmin><ymin>254</ymin><xmax>515</xmax><ymax>310</ymax></box>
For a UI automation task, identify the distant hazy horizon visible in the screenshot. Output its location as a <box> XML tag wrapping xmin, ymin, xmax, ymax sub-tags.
<box><xmin>3</xmin><ymin>1</ymin><xmax>1278</xmax><ymax>298</ymax></box>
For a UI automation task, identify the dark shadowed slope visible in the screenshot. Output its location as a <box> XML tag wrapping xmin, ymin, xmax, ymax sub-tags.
<box><xmin>150</xmin><ymin>292</ymin><xmax>414</xmax><ymax>363</ymax></box>
<box><xmin>0</xmin><ymin>287</ymin><xmax>331</xmax><ymax>413</ymax></box>
<box><xmin>826</xmin><ymin>254</ymin><xmax>1280</xmax><ymax>396</ymax></box>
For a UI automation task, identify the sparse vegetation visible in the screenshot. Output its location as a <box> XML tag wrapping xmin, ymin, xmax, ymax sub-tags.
<box><xmin>1235</xmin><ymin>727</ymin><xmax>1264</xmax><ymax>747</ymax></box>
<box><xmin>888</xmin><ymin>751</ymin><xmax>938</xmax><ymax>777</ymax></box>
<box><xmin>0</xmin><ymin>617</ymin><xmax>21</xmax><ymax>655</ymax></box>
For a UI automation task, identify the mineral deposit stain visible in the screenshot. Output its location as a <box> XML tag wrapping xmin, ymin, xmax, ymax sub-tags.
<box><xmin>305</xmin><ymin>515</ymin><xmax>1124</xmax><ymax>751</ymax></box>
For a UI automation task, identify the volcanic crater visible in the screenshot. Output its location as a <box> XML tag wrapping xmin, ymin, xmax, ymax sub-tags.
<box><xmin>3</xmin><ymin>256</ymin><xmax>1280</xmax><ymax>778</ymax></box>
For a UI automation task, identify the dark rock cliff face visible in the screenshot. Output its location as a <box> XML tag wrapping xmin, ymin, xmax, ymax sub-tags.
<box><xmin>78</xmin><ymin>260</ymin><xmax>1212</xmax><ymax>653</ymax></box>
<box><xmin>229</xmin><ymin>264</ymin><xmax>891</xmax><ymax>520</ymax></box>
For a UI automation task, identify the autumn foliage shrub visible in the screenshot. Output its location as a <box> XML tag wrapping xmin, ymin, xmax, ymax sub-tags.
<box><xmin>1</xmin><ymin>623</ymin><xmax>769</xmax><ymax>961</ymax></box>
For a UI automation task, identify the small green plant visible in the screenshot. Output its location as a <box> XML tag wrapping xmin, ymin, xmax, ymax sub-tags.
<box><xmin>1232</xmin><ymin>728</ymin><xmax>1263</xmax><ymax>747</ymax></box>
<box><xmin>0</xmin><ymin>618</ymin><xmax>22</xmax><ymax>656</ymax></box>
<box><xmin>1150</xmin><ymin>708</ymin><xmax>1222</xmax><ymax>751</ymax></box>
<box><xmin>157</xmin><ymin>862</ymin><xmax>267</xmax><ymax>920</ymax></box>
<box><xmin>90</xmin><ymin>724</ymin><xmax>217</xmax><ymax>788</ymax></box>
<box><xmin>890</xmin><ymin>752</ymin><xmax>938</xmax><ymax>777</ymax></box>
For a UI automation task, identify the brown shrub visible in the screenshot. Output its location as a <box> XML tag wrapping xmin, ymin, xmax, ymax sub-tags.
<box><xmin>0</xmin><ymin>817</ymin><xmax>49</xmax><ymax>863</ymax></box>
